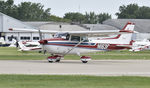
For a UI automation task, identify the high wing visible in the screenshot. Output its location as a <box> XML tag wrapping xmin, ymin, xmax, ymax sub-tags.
<box><xmin>9</xmin><ymin>28</ymin><xmax>133</xmax><ymax>37</ymax></box>
<box><xmin>9</xmin><ymin>28</ymin><xmax>57</xmax><ymax>34</ymax></box>
<box><xmin>64</xmin><ymin>30</ymin><xmax>132</xmax><ymax>37</ymax></box>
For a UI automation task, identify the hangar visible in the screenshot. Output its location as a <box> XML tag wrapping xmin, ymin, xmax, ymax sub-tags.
<box><xmin>0</xmin><ymin>12</ymin><xmax>40</xmax><ymax>43</ymax></box>
<box><xmin>83</xmin><ymin>19</ymin><xmax>150</xmax><ymax>40</ymax></box>
<box><xmin>0</xmin><ymin>12</ymin><xmax>86</xmax><ymax>43</ymax></box>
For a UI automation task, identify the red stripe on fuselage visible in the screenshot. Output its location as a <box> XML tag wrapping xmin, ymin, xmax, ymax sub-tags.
<box><xmin>45</xmin><ymin>42</ymin><xmax>131</xmax><ymax>50</ymax></box>
<box><xmin>43</xmin><ymin>38</ymin><xmax>66</xmax><ymax>41</ymax></box>
<box><xmin>99</xmin><ymin>34</ymin><xmax>121</xmax><ymax>40</ymax></box>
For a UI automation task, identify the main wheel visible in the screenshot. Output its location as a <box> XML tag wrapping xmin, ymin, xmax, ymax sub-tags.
<box><xmin>82</xmin><ymin>61</ymin><xmax>88</xmax><ymax>63</ymax></box>
<box><xmin>55</xmin><ymin>60</ymin><xmax>60</xmax><ymax>62</ymax></box>
<box><xmin>48</xmin><ymin>61</ymin><xmax>53</xmax><ymax>63</ymax></box>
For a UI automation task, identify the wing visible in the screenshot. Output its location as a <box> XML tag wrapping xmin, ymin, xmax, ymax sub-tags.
<box><xmin>9</xmin><ymin>22</ymin><xmax>136</xmax><ymax>37</ymax></box>
<box><xmin>9</xmin><ymin>28</ymin><xmax>132</xmax><ymax>37</ymax></box>
<box><xmin>65</xmin><ymin>30</ymin><xmax>128</xmax><ymax>37</ymax></box>
<box><xmin>9</xmin><ymin>28</ymin><xmax>58</xmax><ymax>34</ymax></box>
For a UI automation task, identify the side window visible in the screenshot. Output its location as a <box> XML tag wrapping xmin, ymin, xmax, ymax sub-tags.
<box><xmin>81</xmin><ymin>37</ymin><xmax>89</xmax><ymax>42</ymax></box>
<box><xmin>71</xmin><ymin>36</ymin><xmax>80</xmax><ymax>42</ymax></box>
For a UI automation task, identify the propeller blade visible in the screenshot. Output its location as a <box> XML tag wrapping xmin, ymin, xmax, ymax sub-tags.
<box><xmin>38</xmin><ymin>30</ymin><xmax>45</xmax><ymax>54</ymax></box>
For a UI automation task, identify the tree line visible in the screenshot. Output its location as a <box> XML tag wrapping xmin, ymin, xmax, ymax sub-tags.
<box><xmin>0</xmin><ymin>0</ymin><xmax>70</xmax><ymax>22</ymax></box>
<box><xmin>64</xmin><ymin>12</ymin><xmax>111</xmax><ymax>24</ymax></box>
<box><xmin>116</xmin><ymin>4</ymin><xmax>150</xmax><ymax>19</ymax></box>
<box><xmin>1</xmin><ymin>0</ymin><xmax>150</xmax><ymax>23</ymax></box>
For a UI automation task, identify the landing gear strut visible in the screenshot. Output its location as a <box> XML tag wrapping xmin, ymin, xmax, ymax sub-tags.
<box><xmin>47</xmin><ymin>55</ymin><xmax>62</xmax><ymax>63</ymax></box>
<box><xmin>80</xmin><ymin>56</ymin><xmax>91</xmax><ymax>63</ymax></box>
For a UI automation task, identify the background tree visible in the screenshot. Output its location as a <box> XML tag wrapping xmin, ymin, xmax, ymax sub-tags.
<box><xmin>97</xmin><ymin>13</ymin><xmax>111</xmax><ymax>24</ymax></box>
<box><xmin>17</xmin><ymin>2</ymin><xmax>51</xmax><ymax>21</ymax></box>
<box><xmin>137</xmin><ymin>6</ymin><xmax>150</xmax><ymax>19</ymax></box>
<box><xmin>0</xmin><ymin>0</ymin><xmax>16</xmax><ymax>16</ymax></box>
<box><xmin>0</xmin><ymin>0</ymin><xmax>69</xmax><ymax>22</ymax></box>
<box><xmin>116</xmin><ymin>4</ymin><xmax>139</xmax><ymax>19</ymax></box>
<box><xmin>116</xmin><ymin>4</ymin><xmax>150</xmax><ymax>19</ymax></box>
<box><xmin>0</xmin><ymin>0</ymin><xmax>111</xmax><ymax>23</ymax></box>
<box><xmin>84</xmin><ymin>12</ymin><xmax>97</xmax><ymax>24</ymax></box>
<box><xmin>64</xmin><ymin>12</ymin><xmax>85</xmax><ymax>23</ymax></box>
<box><xmin>64</xmin><ymin>12</ymin><xmax>111</xmax><ymax>24</ymax></box>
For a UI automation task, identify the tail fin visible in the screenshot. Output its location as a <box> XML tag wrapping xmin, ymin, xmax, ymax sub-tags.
<box><xmin>115</xmin><ymin>22</ymin><xmax>135</xmax><ymax>44</ymax></box>
<box><xmin>100</xmin><ymin>22</ymin><xmax>135</xmax><ymax>45</ymax></box>
<box><xmin>119</xmin><ymin>22</ymin><xmax>135</xmax><ymax>33</ymax></box>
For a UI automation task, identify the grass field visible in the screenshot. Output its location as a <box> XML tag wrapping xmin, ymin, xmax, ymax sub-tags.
<box><xmin>0</xmin><ymin>75</ymin><xmax>150</xmax><ymax>88</ymax></box>
<box><xmin>0</xmin><ymin>47</ymin><xmax>150</xmax><ymax>60</ymax></box>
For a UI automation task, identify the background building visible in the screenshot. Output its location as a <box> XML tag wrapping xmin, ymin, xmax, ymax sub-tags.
<box><xmin>83</xmin><ymin>19</ymin><xmax>150</xmax><ymax>41</ymax></box>
<box><xmin>0</xmin><ymin>12</ymin><xmax>86</xmax><ymax>43</ymax></box>
<box><xmin>0</xmin><ymin>12</ymin><xmax>40</xmax><ymax>43</ymax></box>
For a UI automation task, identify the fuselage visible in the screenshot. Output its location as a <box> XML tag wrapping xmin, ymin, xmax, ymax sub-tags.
<box><xmin>41</xmin><ymin>38</ymin><xmax>131</xmax><ymax>55</ymax></box>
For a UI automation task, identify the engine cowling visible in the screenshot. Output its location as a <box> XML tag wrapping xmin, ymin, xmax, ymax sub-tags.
<box><xmin>39</xmin><ymin>40</ymin><xmax>48</xmax><ymax>44</ymax></box>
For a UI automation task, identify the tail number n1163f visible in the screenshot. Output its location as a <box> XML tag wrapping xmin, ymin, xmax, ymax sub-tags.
<box><xmin>97</xmin><ymin>43</ymin><xmax>109</xmax><ymax>49</ymax></box>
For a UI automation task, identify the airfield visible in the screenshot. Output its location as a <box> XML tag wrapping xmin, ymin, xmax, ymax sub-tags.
<box><xmin>1</xmin><ymin>48</ymin><xmax>150</xmax><ymax>88</ymax></box>
<box><xmin>0</xmin><ymin>60</ymin><xmax>150</xmax><ymax>76</ymax></box>
<box><xmin>0</xmin><ymin>47</ymin><xmax>150</xmax><ymax>76</ymax></box>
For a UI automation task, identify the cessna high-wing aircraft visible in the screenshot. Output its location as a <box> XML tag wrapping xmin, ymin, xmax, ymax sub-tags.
<box><xmin>18</xmin><ymin>41</ymin><xmax>42</xmax><ymax>51</ymax></box>
<box><xmin>129</xmin><ymin>39</ymin><xmax>150</xmax><ymax>52</ymax></box>
<box><xmin>9</xmin><ymin>22</ymin><xmax>135</xmax><ymax>63</ymax></box>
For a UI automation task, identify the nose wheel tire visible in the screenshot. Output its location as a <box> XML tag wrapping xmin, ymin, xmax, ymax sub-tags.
<box><xmin>82</xmin><ymin>61</ymin><xmax>88</xmax><ymax>63</ymax></box>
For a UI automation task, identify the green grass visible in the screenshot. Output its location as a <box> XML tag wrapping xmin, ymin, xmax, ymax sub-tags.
<box><xmin>0</xmin><ymin>47</ymin><xmax>47</xmax><ymax>60</ymax></box>
<box><xmin>0</xmin><ymin>47</ymin><xmax>150</xmax><ymax>60</ymax></box>
<box><xmin>0</xmin><ymin>75</ymin><xmax>150</xmax><ymax>88</ymax></box>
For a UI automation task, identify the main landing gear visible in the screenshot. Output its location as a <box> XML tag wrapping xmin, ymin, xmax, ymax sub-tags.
<box><xmin>47</xmin><ymin>55</ymin><xmax>91</xmax><ymax>63</ymax></box>
<box><xmin>80</xmin><ymin>56</ymin><xmax>91</xmax><ymax>63</ymax></box>
<box><xmin>47</xmin><ymin>55</ymin><xmax>63</xmax><ymax>63</ymax></box>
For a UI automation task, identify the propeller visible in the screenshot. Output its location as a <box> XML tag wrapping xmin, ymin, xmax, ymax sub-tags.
<box><xmin>38</xmin><ymin>30</ymin><xmax>46</xmax><ymax>54</ymax></box>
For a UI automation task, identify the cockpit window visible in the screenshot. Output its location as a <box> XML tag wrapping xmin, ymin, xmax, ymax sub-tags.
<box><xmin>81</xmin><ymin>36</ymin><xmax>89</xmax><ymax>42</ymax></box>
<box><xmin>71</xmin><ymin>36</ymin><xmax>80</xmax><ymax>42</ymax></box>
<box><xmin>54</xmin><ymin>33</ymin><xmax>70</xmax><ymax>40</ymax></box>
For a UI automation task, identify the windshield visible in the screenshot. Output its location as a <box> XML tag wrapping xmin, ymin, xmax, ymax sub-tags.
<box><xmin>54</xmin><ymin>33</ymin><xmax>70</xmax><ymax>40</ymax></box>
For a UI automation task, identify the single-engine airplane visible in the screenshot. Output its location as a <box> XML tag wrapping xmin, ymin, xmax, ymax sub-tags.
<box><xmin>129</xmin><ymin>39</ymin><xmax>150</xmax><ymax>52</ymax></box>
<box><xmin>18</xmin><ymin>41</ymin><xmax>42</xmax><ymax>51</ymax></box>
<box><xmin>9</xmin><ymin>22</ymin><xmax>135</xmax><ymax>63</ymax></box>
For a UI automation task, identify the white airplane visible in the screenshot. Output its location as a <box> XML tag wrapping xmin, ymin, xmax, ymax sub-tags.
<box><xmin>9</xmin><ymin>22</ymin><xmax>135</xmax><ymax>63</ymax></box>
<box><xmin>18</xmin><ymin>41</ymin><xmax>42</xmax><ymax>51</ymax></box>
<box><xmin>129</xmin><ymin>39</ymin><xmax>150</xmax><ymax>52</ymax></box>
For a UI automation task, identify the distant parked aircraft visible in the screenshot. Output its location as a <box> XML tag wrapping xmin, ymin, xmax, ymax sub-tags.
<box><xmin>18</xmin><ymin>41</ymin><xmax>42</xmax><ymax>51</ymax></box>
<box><xmin>129</xmin><ymin>39</ymin><xmax>150</xmax><ymax>52</ymax></box>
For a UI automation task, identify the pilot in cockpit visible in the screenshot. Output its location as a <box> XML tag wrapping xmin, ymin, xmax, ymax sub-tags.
<box><xmin>54</xmin><ymin>33</ymin><xmax>70</xmax><ymax>40</ymax></box>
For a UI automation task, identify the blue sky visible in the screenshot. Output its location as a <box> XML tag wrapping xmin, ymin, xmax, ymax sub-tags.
<box><xmin>13</xmin><ymin>0</ymin><xmax>150</xmax><ymax>18</ymax></box>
